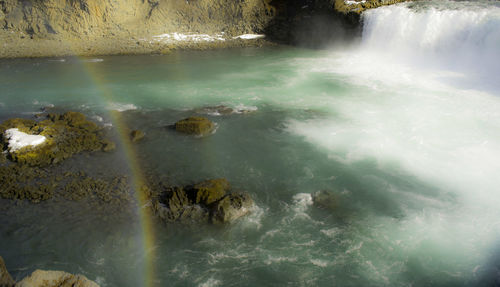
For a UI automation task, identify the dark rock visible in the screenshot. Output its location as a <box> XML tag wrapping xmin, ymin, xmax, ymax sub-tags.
<box><xmin>186</xmin><ymin>178</ymin><xmax>229</xmax><ymax>205</ymax></box>
<box><xmin>211</xmin><ymin>192</ymin><xmax>254</xmax><ymax>224</ymax></box>
<box><xmin>174</xmin><ymin>117</ymin><xmax>215</xmax><ymax>136</ymax></box>
<box><xmin>16</xmin><ymin>270</ymin><xmax>99</xmax><ymax>287</ymax></box>
<box><xmin>152</xmin><ymin>178</ymin><xmax>253</xmax><ymax>224</ymax></box>
<box><xmin>130</xmin><ymin>130</ymin><xmax>145</xmax><ymax>143</ymax></box>
<box><xmin>312</xmin><ymin>190</ymin><xmax>339</xmax><ymax>210</ymax></box>
<box><xmin>0</xmin><ymin>256</ymin><xmax>15</xmax><ymax>287</ymax></box>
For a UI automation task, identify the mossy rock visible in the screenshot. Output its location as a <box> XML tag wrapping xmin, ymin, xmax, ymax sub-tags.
<box><xmin>174</xmin><ymin>117</ymin><xmax>215</xmax><ymax>136</ymax></box>
<box><xmin>186</xmin><ymin>178</ymin><xmax>229</xmax><ymax>205</ymax></box>
<box><xmin>151</xmin><ymin>178</ymin><xmax>253</xmax><ymax>224</ymax></box>
<box><xmin>0</xmin><ymin>111</ymin><xmax>115</xmax><ymax>166</ymax></box>
<box><xmin>0</xmin><ymin>165</ymin><xmax>55</xmax><ymax>202</ymax></box>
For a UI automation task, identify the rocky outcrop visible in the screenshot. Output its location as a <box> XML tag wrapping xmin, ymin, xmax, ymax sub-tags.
<box><xmin>0</xmin><ymin>256</ymin><xmax>15</xmax><ymax>287</ymax></box>
<box><xmin>15</xmin><ymin>270</ymin><xmax>99</xmax><ymax>287</ymax></box>
<box><xmin>174</xmin><ymin>117</ymin><xmax>215</xmax><ymax>136</ymax></box>
<box><xmin>152</xmin><ymin>178</ymin><xmax>254</xmax><ymax>224</ymax></box>
<box><xmin>0</xmin><ymin>112</ymin><xmax>114</xmax><ymax>166</ymax></box>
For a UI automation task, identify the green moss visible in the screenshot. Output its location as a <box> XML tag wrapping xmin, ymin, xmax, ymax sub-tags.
<box><xmin>174</xmin><ymin>117</ymin><xmax>215</xmax><ymax>136</ymax></box>
<box><xmin>0</xmin><ymin>111</ymin><xmax>115</xmax><ymax>166</ymax></box>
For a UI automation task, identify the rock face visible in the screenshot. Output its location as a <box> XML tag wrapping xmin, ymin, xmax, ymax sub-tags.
<box><xmin>0</xmin><ymin>256</ymin><xmax>15</xmax><ymax>287</ymax></box>
<box><xmin>174</xmin><ymin>117</ymin><xmax>215</xmax><ymax>136</ymax></box>
<box><xmin>15</xmin><ymin>270</ymin><xmax>99</xmax><ymax>287</ymax></box>
<box><xmin>152</xmin><ymin>178</ymin><xmax>254</xmax><ymax>224</ymax></box>
<box><xmin>0</xmin><ymin>0</ymin><xmax>274</xmax><ymax>58</ymax></box>
<box><xmin>0</xmin><ymin>112</ymin><xmax>114</xmax><ymax>166</ymax></box>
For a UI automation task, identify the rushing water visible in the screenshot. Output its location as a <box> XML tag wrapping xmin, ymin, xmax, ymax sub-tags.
<box><xmin>1</xmin><ymin>1</ymin><xmax>500</xmax><ymax>286</ymax></box>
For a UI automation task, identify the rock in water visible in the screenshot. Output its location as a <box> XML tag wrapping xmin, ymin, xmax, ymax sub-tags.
<box><xmin>152</xmin><ymin>178</ymin><xmax>253</xmax><ymax>224</ymax></box>
<box><xmin>130</xmin><ymin>130</ymin><xmax>145</xmax><ymax>143</ymax></box>
<box><xmin>186</xmin><ymin>178</ymin><xmax>229</xmax><ymax>205</ymax></box>
<box><xmin>0</xmin><ymin>256</ymin><xmax>15</xmax><ymax>287</ymax></box>
<box><xmin>312</xmin><ymin>190</ymin><xmax>339</xmax><ymax>210</ymax></box>
<box><xmin>15</xmin><ymin>270</ymin><xmax>99</xmax><ymax>287</ymax></box>
<box><xmin>211</xmin><ymin>192</ymin><xmax>254</xmax><ymax>224</ymax></box>
<box><xmin>0</xmin><ymin>112</ymin><xmax>115</xmax><ymax>166</ymax></box>
<box><xmin>174</xmin><ymin>117</ymin><xmax>215</xmax><ymax>136</ymax></box>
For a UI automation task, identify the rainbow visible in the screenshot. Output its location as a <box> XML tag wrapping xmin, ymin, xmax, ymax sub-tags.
<box><xmin>77</xmin><ymin>57</ymin><xmax>157</xmax><ymax>287</ymax></box>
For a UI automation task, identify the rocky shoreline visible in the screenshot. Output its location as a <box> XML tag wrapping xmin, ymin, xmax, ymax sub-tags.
<box><xmin>0</xmin><ymin>0</ymin><xmax>411</xmax><ymax>58</ymax></box>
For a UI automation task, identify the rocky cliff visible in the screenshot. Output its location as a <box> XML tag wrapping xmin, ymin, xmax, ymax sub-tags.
<box><xmin>0</xmin><ymin>0</ymin><xmax>410</xmax><ymax>57</ymax></box>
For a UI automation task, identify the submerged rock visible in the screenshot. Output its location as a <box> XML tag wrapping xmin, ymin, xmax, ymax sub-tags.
<box><xmin>174</xmin><ymin>117</ymin><xmax>215</xmax><ymax>136</ymax></box>
<box><xmin>152</xmin><ymin>178</ymin><xmax>253</xmax><ymax>224</ymax></box>
<box><xmin>0</xmin><ymin>112</ymin><xmax>115</xmax><ymax>166</ymax></box>
<box><xmin>130</xmin><ymin>129</ymin><xmax>145</xmax><ymax>143</ymax></box>
<box><xmin>16</xmin><ymin>270</ymin><xmax>99</xmax><ymax>287</ymax></box>
<box><xmin>312</xmin><ymin>190</ymin><xmax>339</xmax><ymax>210</ymax></box>
<box><xmin>0</xmin><ymin>256</ymin><xmax>15</xmax><ymax>287</ymax></box>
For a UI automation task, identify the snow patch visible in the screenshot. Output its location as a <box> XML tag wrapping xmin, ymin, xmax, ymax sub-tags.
<box><xmin>233</xmin><ymin>34</ymin><xmax>265</xmax><ymax>40</ymax></box>
<box><xmin>153</xmin><ymin>32</ymin><xmax>225</xmax><ymax>43</ymax></box>
<box><xmin>4</xmin><ymin>128</ymin><xmax>46</xmax><ymax>152</ymax></box>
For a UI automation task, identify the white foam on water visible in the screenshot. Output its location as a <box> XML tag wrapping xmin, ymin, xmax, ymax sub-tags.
<box><xmin>286</xmin><ymin>1</ymin><xmax>500</xmax><ymax>283</ymax></box>
<box><xmin>4</xmin><ymin>128</ymin><xmax>46</xmax><ymax>152</ymax></box>
<box><xmin>264</xmin><ymin>255</ymin><xmax>298</xmax><ymax>265</ymax></box>
<box><xmin>107</xmin><ymin>102</ymin><xmax>138</xmax><ymax>112</ymax></box>
<box><xmin>82</xmin><ymin>58</ymin><xmax>104</xmax><ymax>63</ymax></box>
<box><xmin>310</xmin><ymin>259</ymin><xmax>329</xmax><ymax>267</ymax></box>
<box><xmin>197</xmin><ymin>278</ymin><xmax>221</xmax><ymax>287</ymax></box>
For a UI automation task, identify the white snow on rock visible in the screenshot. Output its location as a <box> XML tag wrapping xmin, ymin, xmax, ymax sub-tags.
<box><xmin>4</xmin><ymin>128</ymin><xmax>46</xmax><ymax>152</ymax></box>
<box><xmin>345</xmin><ymin>0</ymin><xmax>367</xmax><ymax>5</ymax></box>
<box><xmin>152</xmin><ymin>32</ymin><xmax>225</xmax><ymax>43</ymax></box>
<box><xmin>233</xmin><ymin>34</ymin><xmax>265</xmax><ymax>40</ymax></box>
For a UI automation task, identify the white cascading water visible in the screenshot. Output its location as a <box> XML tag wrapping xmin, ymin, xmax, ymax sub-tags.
<box><xmin>288</xmin><ymin>1</ymin><xmax>500</xmax><ymax>283</ymax></box>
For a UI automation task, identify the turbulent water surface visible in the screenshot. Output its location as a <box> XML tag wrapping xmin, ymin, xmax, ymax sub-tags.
<box><xmin>1</xmin><ymin>1</ymin><xmax>500</xmax><ymax>286</ymax></box>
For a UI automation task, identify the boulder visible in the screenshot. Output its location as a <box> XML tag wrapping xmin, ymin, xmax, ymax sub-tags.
<box><xmin>174</xmin><ymin>117</ymin><xmax>215</xmax><ymax>136</ymax></box>
<box><xmin>186</xmin><ymin>178</ymin><xmax>229</xmax><ymax>205</ymax></box>
<box><xmin>16</xmin><ymin>270</ymin><xmax>99</xmax><ymax>287</ymax></box>
<box><xmin>130</xmin><ymin>130</ymin><xmax>145</xmax><ymax>143</ymax></box>
<box><xmin>312</xmin><ymin>190</ymin><xmax>339</xmax><ymax>210</ymax></box>
<box><xmin>211</xmin><ymin>192</ymin><xmax>254</xmax><ymax>224</ymax></box>
<box><xmin>152</xmin><ymin>178</ymin><xmax>253</xmax><ymax>224</ymax></box>
<box><xmin>0</xmin><ymin>256</ymin><xmax>15</xmax><ymax>287</ymax></box>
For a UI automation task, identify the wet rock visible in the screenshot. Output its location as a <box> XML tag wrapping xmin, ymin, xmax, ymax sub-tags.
<box><xmin>0</xmin><ymin>256</ymin><xmax>15</xmax><ymax>287</ymax></box>
<box><xmin>211</xmin><ymin>192</ymin><xmax>254</xmax><ymax>224</ymax></box>
<box><xmin>130</xmin><ymin>130</ymin><xmax>145</xmax><ymax>143</ymax></box>
<box><xmin>16</xmin><ymin>270</ymin><xmax>99</xmax><ymax>287</ymax></box>
<box><xmin>312</xmin><ymin>190</ymin><xmax>339</xmax><ymax>210</ymax></box>
<box><xmin>152</xmin><ymin>178</ymin><xmax>253</xmax><ymax>224</ymax></box>
<box><xmin>174</xmin><ymin>117</ymin><xmax>215</xmax><ymax>136</ymax></box>
<box><xmin>0</xmin><ymin>112</ymin><xmax>115</xmax><ymax>166</ymax></box>
<box><xmin>186</xmin><ymin>178</ymin><xmax>229</xmax><ymax>205</ymax></box>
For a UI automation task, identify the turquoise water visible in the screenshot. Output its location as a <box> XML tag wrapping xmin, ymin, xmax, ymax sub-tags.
<box><xmin>2</xmin><ymin>1</ymin><xmax>500</xmax><ymax>286</ymax></box>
